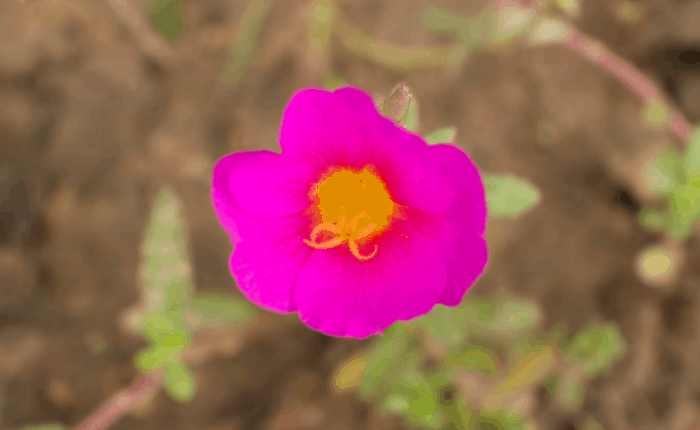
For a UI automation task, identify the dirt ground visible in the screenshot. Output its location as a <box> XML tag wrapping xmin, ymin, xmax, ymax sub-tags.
<box><xmin>2</xmin><ymin>0</ymin><xmax>700</xmax><ymax>429</ymax></box>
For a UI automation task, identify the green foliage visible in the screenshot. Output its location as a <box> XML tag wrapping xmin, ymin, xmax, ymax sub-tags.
<box><xmin>135</xmin><ymin>188</ymin><xmax>256</xmax><ymax>403</ymax></box>
<box><xmin>164</xmin><ymin>361</ymin><xmax>197</xmax><ymax>402</ymax></box>
<box><xmin>552</xmin><ymin>373</ymin><xmax>585</xmax><ymax>412</ymax></box>
<box><xmin>323</xmin><ymin>71</ymin><xmax>347</xmax><ymax>90</ymax></box>
<box><xmin>404</xmin><ymin>98</ymin><xmax>420</xmax><ymax>133</ymax></box>
<box><xmin>638</xmin><ymin>126</ymin><xmax>700</xmax><ymax>241</ymax></box>
<box><xmin>145</xmin><ymin>0</ymin><xmax>184</xmax><ymax>41</ymax></box>
<box><xmin>425</xmin><ymin>127</ymin><xmax>457</xmax><ymax>145</ymax></box>
<box><xmin>483</xmin><ymin>175</ymin><xmax>541</xmax><ymax>218</ymax></box>
<box><xmin>358</xmin><ymin>294</ymin><xmax>627</xmax><ymax>430</ymax></box>
<box><xmin>564</xmin><ymin>323</ymin><xmax>627</xmax><ymax>379</ymax></box>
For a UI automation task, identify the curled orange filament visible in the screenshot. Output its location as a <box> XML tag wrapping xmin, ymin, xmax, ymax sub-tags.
<box><xmin>303</xmin><ymin>214</ymin><xmax>379</xmax><ymax>261</ymax></box>
<box><xmin>303</xmin><ymin>166</ymin><xmax>396</xmax><ymax>261</ymax></box>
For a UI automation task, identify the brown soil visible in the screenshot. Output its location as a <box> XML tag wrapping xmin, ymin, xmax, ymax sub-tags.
<box><xmin>2</xmin><ymin>0</ymin><xmax>700</xmax><ymax>430</ymax></box>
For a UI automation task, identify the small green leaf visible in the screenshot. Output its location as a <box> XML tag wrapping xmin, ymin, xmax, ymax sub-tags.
<box><xmin>491</xmin><ymin>345</ymin><xmax>556</xmax><ymax>395</ymax></box>
<box><xmin>444</xmin><ymin>346</ymin><xmax>498</xmax><ymax>374</ymax></box>
<box><xmin>415</xmin><ymin>304</ymin><xmax>465</xmax><ymax>348</ymax></box>
<box><xmin>643</xmin><ymin>98</ymin><xmax>668</xmax><ymax>128</ymax></box>
<box><xmin>491</xmin><ymin>7</ymin><xmax>534</xmax><ymax>47</ymax></box>
<box><xmin>553</xmin><ymin>373</ymin><xmax>585</xmax><ymax>412</ymax></box>
<box><xmin>187</xmin><ymin>292</ymin><xmax>255</xmax><ymax>329</ymax></box>
<box><xmin>358</xmin><ymin>323</ymin><xmax>409</xmax><ymax>398</ymax></box>
<box><xmin>424</xmin><ymin>127</ymin><xmax>457</xmax><ymax>145</ymax></box>
<box><xmin>484</xmin><ymin>175</ymin><xmax>541</xmax><ymax>218</ymax></box>
<box><xmin>141</xmin><ymin>188</ymin><xmax>193</xmax><ymax>322</ymax></box>
<box><xmin>163</xmin><ymin>361</ymin><xmax>197</xmax><ymax>402</ymax></box>
<box><xmin>147</xmin><ymin>0</ymin><xmax>184</xmax><ymax>41</ymax></box>
<box><xmin>476</xmin><ymin>410</ymin><xmax>531</xmax><ymax>430</ymax></box>
<box><xmin>684</xmin><ymin>125</ymin><xmax>700</xmax><ymax>176</ymax></box>
<box><xmin>565</xmin><ymin>323</ymin><xmax>627</xmax><ymax>378</ymax></box>
<box><xmin>670</xmin><ymin>177</ymin><xmax>700</xmax><ymax>218</ymax></box>
<box><xmin>642</xmin><ymin>147</ymin><xmax>684</xmax><ymax>196</ymax></box>
<box><xmin>323</xmin><ymin>71</ymin><xmax>346</xmax><ymax>90</ymax></box>
<box><xmin>638</xmin><ymin>206</ymin><xmax>667</xmax><ymax>232</ymax></box>
<box><xmin>381</xmin><ymin>393</ymin><xmax>411</xmax><ymax>415</ymax></box>
<box><xmin>404</xmin><ymin>97</ymin><xmax>419</xmax><ymax>133</ymax></box>
<box><xmin>135</xmin><ymin>345</ymin><xmax>182</xmax><ymax>371</ymax></box>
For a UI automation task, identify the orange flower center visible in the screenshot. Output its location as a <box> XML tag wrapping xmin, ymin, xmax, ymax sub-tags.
<box><xmin>304</xmin><ymin>166</ymin><xmax>396</xmax><ymax>261</ymax></box>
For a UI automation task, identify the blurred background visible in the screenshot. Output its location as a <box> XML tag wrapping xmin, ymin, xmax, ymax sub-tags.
<box><xmin>2</xmin><ymin>0</ymin><xmax>700</xmax><ymax>429</ymax></box>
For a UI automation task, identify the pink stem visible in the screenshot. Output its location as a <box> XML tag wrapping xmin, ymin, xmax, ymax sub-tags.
<box><xmin>498</xmin><ymin>0</ymin><xmax>691</xmax><ymax>142</ymax></box>
<box><xmin>73</xmin><ymin>370</ymin><xmax>164</xmax><ymax>430</ymax></box>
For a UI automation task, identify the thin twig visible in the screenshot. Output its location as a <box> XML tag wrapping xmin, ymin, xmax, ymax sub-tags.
<box><xmin>73</xmin><ymin>369</ymin><xmax>165</xmax><ymax>430</ymax></box>
<box><xmin>499</xmin><ymin>0</ymin><xmax>692</xmax><ymax>143</ymax></box>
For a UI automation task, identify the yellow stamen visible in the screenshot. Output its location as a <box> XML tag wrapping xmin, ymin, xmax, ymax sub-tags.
<box><xmin>303</xmin><ymin>166</ymin><xmax>396</xmax><ymax>261</ymax></box>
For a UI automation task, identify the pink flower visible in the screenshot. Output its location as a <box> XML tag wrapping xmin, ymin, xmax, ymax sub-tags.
<box><xmin>211</xmin><ymin>86</ymin><xmax>488</xmax><ymax>338</ymax></box>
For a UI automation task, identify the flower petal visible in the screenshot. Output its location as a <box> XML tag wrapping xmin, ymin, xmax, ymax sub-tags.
<box><xmin>438</xmin><ymin>230</ymin><xmax>488</xmax><ymax>306</ymax></box>
<box><xmin>279</xmin><ymin>87</ymin><xmax>455</xmax><ymax>213</ymax></box>
<box><xmin>229</xmin><ymin>214</ymin><xmax>312</xmax><ymax>313</ymax></box>
<box><xmin>224</xmin><ymin>150</ymin><xmax>319</xmax><ymax>219</ymax></box>
<box><xmin>293</xmin><ymin>218</ymin><xmax>447</xmax><ymax>338</ymax></box>
<box><xmin>426</xmin><ymin>143</ymin><xmax>487</xmax><ymax>235</ymax></box>
<box><xmin>212</xmin><ymin>154</ymin><xmax>257</xmax><ymax>244</ymax></box>
<box><xmin>403</xmin><ymin>208</ymin><xmax>488</xmax><ymax>308</ymax></box>
<box><xmin>212</xmin><ymin>153</ymin><xmax>312</xmax><ymax>313</ymax></box>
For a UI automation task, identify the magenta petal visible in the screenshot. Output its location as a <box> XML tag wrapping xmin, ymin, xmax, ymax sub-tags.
<box><xmin>278</xmin><ymin>87</ymin><xmax>455</xmax><ymax>213</ymax></box>
<box><xmin>293</xmin><ymin>220</ymin><xmax>448</xmax><ymax>338</ymax></box>
<box><xmin>226</xmin><ymin>150</ymin><xmax>318</xmax><ymax>219</ymax></box>
<box><xmin>229</xmin><ymin>214</ymin><xmax>312</xmax><ymax>313</ymax></box>
<box><xmin>212</xmin><ymin>153</ymin><xmax>312</xmax><ymax>313</ymax></box>
<box><xmin>212</xmin><ymin>154</ymin><xmax>259</xmax><ymax>244</ymax></box>
<box><xmin>427</xmin><ymin>143</ymin><xmax>487</xmax><ymax>235</ymax></box>
<box><xmin>438</xmin><ymin>231</ymin><xmax>488</xmax><ymax>306</ymax></box>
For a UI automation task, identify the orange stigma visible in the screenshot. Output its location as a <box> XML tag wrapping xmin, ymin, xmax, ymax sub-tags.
<box><xmin>303</xmin><ymin>166</ymin><xmax>396</xmax><ymax>261</ymax></box>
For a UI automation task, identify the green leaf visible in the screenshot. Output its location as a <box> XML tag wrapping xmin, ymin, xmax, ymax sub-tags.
<box><xmin>476</xmin><ymin>410</ymin><xmax>531</xmax><ymax>430</ymax></box>
<box><xmin>444</xmin><ymin>346</ymin><xmax>498</xmax><ymax>374</ymax></box>
<box><xmin>553</xmin><ymin>373</ymin><xmax>585</xmax><ymax>412</ymax></box>
<box><xmin>163</xmin><ymin>361</ymin><xmax>197</xmax><ymax>402</ymax></box>
<box><xmin>670</xmin><ymin>177</ymin><xmax>700</xmax><ymax>218</ymax></box>
<box><xmin>380</xmin><ymin>392</ymin><xmax>411</xmax><ymax>415</ymax></box>
<box><xmin>358</xmin><ymin>323</ymin><xmax>410</xmax><ymax>398</ymax></box>
<box><xmin>415</xmin><ymin>304</ymin><xmax>466</xmax><ymax>348</ymax></box>
<box><xmin>424</xmin><ymin>127</ymin><xmax>457</xmax><ymax>145</ymax></box>
<box><xmin>565</xmin><ymin>323</ymin><xmax>627</xmax><ymax>378</ymax></box>
<box><xmin>642</xmin><ymin>98</ymin><xmax>668</xmax><ymax>128</ymax></box>
<box><xmin>394</xmin><ymin>370</ymin><xmax>446</xmax><ymax>430</ymax></box>
<box><xmin>404</xmin><ymin>97</ymin><xmax>419</xmax><ymax>133</ymax></box>
<box><xmin>186</xmin><ymin>292</ymin><xmax>256</xmax><ymax>329</ymax></box>
<box><xmin>491</xmin><ymin>7</ymin><xmax>534</xmax><ymax>46</ymax></box>
<box><xmin>323</xmin><ymin>71</ymin><xmax>346</xmax><ymax>90</ymax></box>
<box><xmin>491</xmin><ymin>345</ymin><xmax>556</xmax><ymax>395</ymax></box>
<box><xmin>684</xmin><ymin>125</ymin><xmax>700</xmax><ymax>176</ymax></box>
<box><xmin>141</xmin><ymin>313</ymin><xmax>189</xmax><ymax>346</ymax></box>
<box><xmin>146</xmin><ymin>0</ymin><xmax>184</xmax><ymax>41</ymax></box>
<box><xmin>642</xmin><ymin>147</ymin><xmax>684</xmax><ymax>196</ymax></box>
<box><xmin>135</xmin><ymin>345</ymin><xmax>182</xmax><ymax>371</ymax></box>
<box><xmin>140</xmin><ymin>188</ymin><xmax>193</xmax><ymax>323</ymax></box>
<box><xmin>484</xmin><ymin>175</ymin><xmax>541</xmax><ymax>218</ymax></box>
<box><xmin>638</xmin><ymin>206</ymin><xmax>667</xmax><ymax>232</ymax></box>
